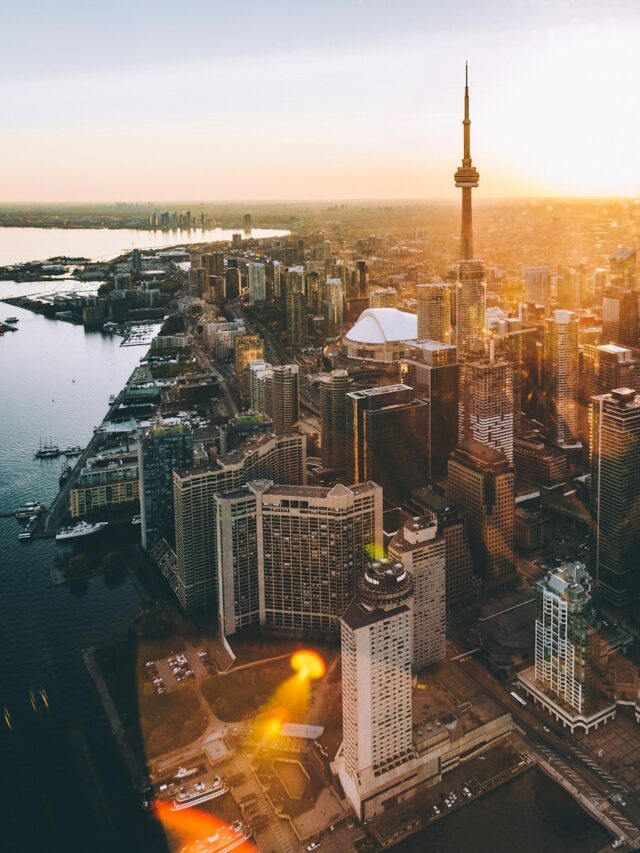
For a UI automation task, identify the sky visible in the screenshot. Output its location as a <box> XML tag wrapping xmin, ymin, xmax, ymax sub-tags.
<box><xmin>1</xmin><ymin>0</ymin><xmax>640</xmax><ymax>202</ymax></box>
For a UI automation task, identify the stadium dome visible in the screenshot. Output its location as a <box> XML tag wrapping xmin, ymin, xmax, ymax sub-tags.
<box><xmin>344</xmin><ymin>307</ymin><xmax>417</xmax><ymax>362</ymax></box>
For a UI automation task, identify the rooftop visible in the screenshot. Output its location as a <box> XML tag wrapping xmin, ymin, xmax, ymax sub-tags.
<box><xmin>345</xmin><ymin>307</ymin><xmax>417</xmax><ymax>344</ymax></box>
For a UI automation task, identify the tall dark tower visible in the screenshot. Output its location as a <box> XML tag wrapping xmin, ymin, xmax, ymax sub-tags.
<box><xmin>454</xmin><ymin>63</ymin><xmax>479</xmax><ymax>260</ymax></box>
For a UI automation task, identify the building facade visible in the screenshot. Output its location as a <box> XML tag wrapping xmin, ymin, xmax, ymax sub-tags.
<box><xmin>447</xmin><ymin>439</ymin><xmax>515</xmax><ymax>591</ymax></box>
<box><xmin>590</xmin><ymin>388</ymin><xmax>640</xmax><ymax>606</ymax></box>
<box><xmin>138</xmin><ymin>423</ymin><xmax>194</xmax><ymax>551</ymax></box>
<box><xmin>417</xmin><ymin>284</ymin><xmax>452</xmax><ymax>344</ymax></box>
<box><xmin>389</xmin><ymin>516</ymin><xmax>446</xmax><ymax>668</ymax></box>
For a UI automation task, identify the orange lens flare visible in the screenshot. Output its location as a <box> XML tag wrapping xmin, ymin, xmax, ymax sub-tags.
<box><xmin>290</xmin><ymin>650</ymin><xmax>326</xmax><ymax>681</ymax></box>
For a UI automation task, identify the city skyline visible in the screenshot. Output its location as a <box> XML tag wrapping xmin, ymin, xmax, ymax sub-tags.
<box><xmin>2</xmin><ymin>0</ymin><xmax>640</xmax><ymax>201</ymax></box>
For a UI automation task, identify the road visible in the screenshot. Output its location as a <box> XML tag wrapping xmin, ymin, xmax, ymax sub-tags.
<box><xmin>447</xmin><ymin>640</ymin><xmax>640</xmax><ymax>846</ymax></box>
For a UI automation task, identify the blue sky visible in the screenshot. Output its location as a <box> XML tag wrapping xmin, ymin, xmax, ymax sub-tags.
<box><xmin>2</xmin><ymin>0</ymin><xmax>640</xmax><ymax>200</ymax></box>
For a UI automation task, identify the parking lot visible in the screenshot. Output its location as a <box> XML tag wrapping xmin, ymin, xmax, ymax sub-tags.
<box><xmin>144</xmin><ymin>643</ymin><xmax>215</xmax><ymax>695</ymax></box>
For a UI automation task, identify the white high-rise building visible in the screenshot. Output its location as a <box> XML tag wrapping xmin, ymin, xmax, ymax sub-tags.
<box><xmin>389</xmin><ymin>515</ymin><xmax>446</xmax><ymax>668</ymax></box>
<box><xmin>518</xmin><ymin>561</ymin><xmax>615</xmax><ymax>733</ymax></box>
<box><xmin>248</xmin><ymin>261</ymin><xmax>266</xmax><ymax>304</ymax></box>
<box><xmin>335</xmin><ymin>560</ymin><xmax>415</xmax><ymax>820</ymax></box>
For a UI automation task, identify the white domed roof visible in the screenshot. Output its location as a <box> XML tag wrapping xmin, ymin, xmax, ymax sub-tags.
<box><xmin>345</xmin><ymin>308</ymin><xmax>417</xmax><ymax>344</ymax></box>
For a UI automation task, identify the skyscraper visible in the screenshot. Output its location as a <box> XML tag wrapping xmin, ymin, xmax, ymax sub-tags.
<box><xmin>356</xmin><ymin>260</ymin><xmax>368</xmax><ymax>297</ymax></box>
<box><xmin>247</xmin><ymin>261</ymin><xmax>266</xmax><ymax>304</ymax></box>
<box><xmin>590</xmin><ymin>388</ymin><xmax>640</xmax><ymax>606</ymax></box>
<box><xmin>323</xmin><ymin>277</ymin><xmax>344</xmax><ymax>340</ymax></box>
<box><xmin>173</xmin><ymin>432</ymin><xmax>307</xmax><ymax>612</ymax></box>
<box><xmin>411</xmin><ymin>490</ymin><xmax>480</xmax><ymax>610</ymax></box>
<box><xmin>249</xmin><ymin>361</ymin><xmax>299</xmax><ymax>433</ymax></box>
<box><xmin>543</xmin><ymin>309</ymin><xmax>579</xmax><ymax>447</ymax></box>
<box><xmin>234</xmin><ymin>334</ymin><xmax>265</xmax><ymax>399</ymax></box>
<box><xmin>459</xmin><ymin>350</ymin><xmax>514</xmax><ymax>462</ymax></box>
<box><xmin>335</xmin><ymin>560</ymin><xmax>415</xmax><ymax>820</ymax></box>
<box><xmin>214</xmin><ymin>480</ymin><xmax>384</xmax><ymax>637</ymax></box>
<box><xmin>524</xmin><ymin>267</ymin><xmax>550</xmax><ymax>309</ymax></box>
<box><xmin>254</xmin><ymin>480</ymin><xmax>382</xmax><ymax>636</ymax></box>
<box><xmin>138</xmin><ymin>423</ymin><xmax>194</xmax><ymax>551</ymax></box>
<box><xmin>455</xmin><ymin>260</ymin><xmax>486</xmax><ymax>355</ymax></box>
<box><xmin>319</xmin><ymin>369</ymin><xmax>349</xmax><ymax>472</ymax></box>
<box><xmin>345</xmin><ymin>384</ymin><xmax>429</xmax><ymax>503</ymax></box>
<box><xmin>447</xmin><ymin>438</ymin><xmax>515</xmax><ymax>591</ymax></box>
<box><xmin>402</xmin><ymin>340</ymin><xmax>459</xmax><ymax>483</ymax></box>
<box><xmin>416</xmin><ymin>284</ymin><xmax>451</xmax><ymax>343</ymax></box>
<box><xmin>518</xmin><ymin>562</ymin><xmax>615</xmax><ymax>733</ymax></box>
<box><xmin>389</xmin><ymin>515</ymin><xmax>446</xmax><ymax>668</ymax></box>
<box><xmin>454</xmin><ymin>63</ymin><xmax>479</xmax><ymax>261</ymax></box>
<box><xmin>601</xmin><ymin>248</ymin><xmax>638</xmax><ymax>346</ymax></box>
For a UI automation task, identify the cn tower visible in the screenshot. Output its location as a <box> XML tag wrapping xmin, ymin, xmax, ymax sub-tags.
<box><xmin>454</xmin><ymin>62</ymin><xmax>479</xmax><ymax>260</ymax></box>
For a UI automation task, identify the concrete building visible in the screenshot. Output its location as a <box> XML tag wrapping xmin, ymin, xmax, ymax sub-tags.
<box><xmin>459</xmin><ymin>351</ymin><xmax>514</xmax><ymax>462</ymax></box>
<box><xmin>249</xmin><ymin>361</ymin><xmax>299</xmax><ymax>433</ymax></box>
<box><xmin>389</xmin><ymin>516</ymin><xmax>446</xmax><ymax>668</ymax></box>
<box><xmin>590</xmin><ymin>388</ymin><xmax>640</xmax><ymax>606</ymax></box>
<box><xmin>369</xmin><ymin>287</ymin><xmax>397</xmax><ymax>309</ymax></box>
<box><xmin>335</xmin><ymin>560</ymin><xmax>416</xmax><ymax>820</ymax></box>
<box><xmin>70</xmin><ymin>455</ymin><xmax>139</xmax><ymax>518</ymax></box>
<box><xmin>172</xmin><ymin>432</ymin><xmax>306</xmax><ymax>612</ymax></box>
<box><xmin>138</xmin><ymin>423</ymin><xmax>194</xmax><ymax>551</ymax></box>
<box><xmin>579</xmin><ymin>344</ymin><xmax>640</xmax><ymax>406</ymax></box>
<box><xmin>219</xmin><ymin>411</ymin><xmax>273</xmax><ymax>454</ymax></box>
<box><xmin>416</xmin><ymin>284</ymin><xmax>451</xmax><ymax>344</ymax></box>
<box><xmin>203</xmin><ymin>319</ymin><xmax>245</xmax><ymax>358</ymax></box>
<box><xmin>513</xmin><ymin>435</ymin><xmax>568</xmax><ymax>487</ymax></box>
<box><xmin>543</xmin><ymin>310</ymin><xmax>579</xmax><ymax>448</ymax></box>
<box><xmin>345</xmin><ymin>384</ymin><xmax>429</xmax><ymax>503</ymax></box>
<box><xmin>216</xmin><ymin>480</ymin><xmax>382</xmax><ymax>637</ymax></box>
<box><xmin>402</xmin><ymin>340</ymin><xmax>459</xmax><ymax>483</ymax></box>
<box><xmin>410</xmin><ymin>489</ymin><xmax>480</xmax><ymax>610</ymax></box>
<box><xmin>319</xmin><ymin>369</ymin><xmax>349</xmax><ymax>472</ymax></box>
<box><xmin>447</xmin><ymin>439</ymin><xmax>516</xmax><ymax>591</ymax></box>
<box><xmin>519</xmin><ymin>562</ymin><xmax>615</xmax><ymax>733</ymax></box>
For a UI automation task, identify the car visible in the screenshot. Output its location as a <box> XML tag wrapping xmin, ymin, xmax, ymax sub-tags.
<box><xmin>306</xmin><ymin>841</ymin><xmax>321</xmax><ymax>851</ymax></box>
<box><xmin>444</xmin><ymin>799</ymin><xmax>451</xmax><ymax>808</ymax></box>
<box><xmin>432</xmin><ymin>805</ymin><xmax>440</xmax><ymax>815</ymax></box>
<box><xmin>543</xmin><ymin>726</ymin><xmax>550</xmax><ymax>732</ymax></box>
<box><xmin>346</xmin><ymin>819</ymin><xmax>355</xmax><ymax>829</ymax></box>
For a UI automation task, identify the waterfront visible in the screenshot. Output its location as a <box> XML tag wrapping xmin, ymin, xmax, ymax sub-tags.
<box><xmin>0</xmin><ymin>301</ymin><xmax>615</xmax><ymax>853</ymax></box>
<box><xmin>0</xmin><ymin>299</ymin><xmax>166</xmax><ymax>852</ymax></box>
<box><xmin>0</xmin><ymin>225</ymin><xmax>290</xmax><ymax>266</ymax></box>
<box><xmin>397</xmin><ymin>768</ymin><xmax>610</xmax><ymax>852</ymax></box>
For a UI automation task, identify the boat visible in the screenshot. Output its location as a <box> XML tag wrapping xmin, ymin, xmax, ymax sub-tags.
<box><xmin>62</xmin><ymin>445</ymin><xmax>83</xmax><ymax>456</ymax></box>
<box><xmin>19</xmin><ymin>515</ymin><xmax>38</xmax><ymax>540</ymax></box>
<box><xmin>55</xmin><ymin>521</ymin><xmax>108</xmax><ymax>541</ymax></box>
<box><xmin>16</xmin><ymin>502</ymin><xmax>45</xmax><ymax>520</ymax></box>
<box><xmin>180</xmin><ymin>821</ymin><xmax>252</xmax><ymax>853</ymax></box>
<box><xmin>35</xmin><ymin>439</ymin><xmax>61</xmax><ymax>459</ymax></box>
<box><xmin>169</xmin><ymin>776</ymin><xmax>228</xmax><ymax>811</ymax></box>
<box><xmin>132</xmin><ymin>514</ymin><xmax>141</xmax><ymax>526</ymax></box>
<box><xmin>5</xmin><ymin>317</ymin><xmax>18</xmax><ymax>324</ymax></box>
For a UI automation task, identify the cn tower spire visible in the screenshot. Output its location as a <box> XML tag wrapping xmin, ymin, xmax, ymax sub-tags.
<box><xmin>454</xmin><ymin>62</ymin><xmax>479</xmax><ymax>260</ymax></box>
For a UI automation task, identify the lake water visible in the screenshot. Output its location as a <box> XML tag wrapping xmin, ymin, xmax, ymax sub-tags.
<box><xmin>0</xmin><ymin>225</ymin><xmax>290</xmax><ymax>266</ymax></box>
<box><xmin>0</xmin><ymin>297</ymin><xmax>612</xmax><ymax>853</ymax></box>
